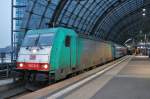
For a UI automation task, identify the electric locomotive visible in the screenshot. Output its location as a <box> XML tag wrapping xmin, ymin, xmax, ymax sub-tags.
<box><xmin>16</xmin><ymin>27</ymin><xmax>126</xmax><ymax>83</ymax></box>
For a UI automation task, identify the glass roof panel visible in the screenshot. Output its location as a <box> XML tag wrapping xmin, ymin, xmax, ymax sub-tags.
<box><xmin>95</xmin><ymin>0</ymin><xmax>143</xmax><ymax>38</ymax></box>
<box><xmin>20</xmin><ymin>0</ymin><xmax>145</xmax><ymax>43</ymax></box>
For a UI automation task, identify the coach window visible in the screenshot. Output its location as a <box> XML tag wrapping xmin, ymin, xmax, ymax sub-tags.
<box><xmin>65</xmin><ymin>35</ymin><xmax>71</xmax><ymax>47</ymax></box>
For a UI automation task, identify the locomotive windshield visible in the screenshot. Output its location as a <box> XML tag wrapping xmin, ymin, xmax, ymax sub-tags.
<box><xmin>22</xmin><ymin>34</ymin><xmax>54</xmax><ymax>47</ymax></box>
<box><xmin>22</xmin><ymin>35</ymin><xmax>39</xmax><ymax>47</ymax></box>
<box><xmin>37</xmin><ymin>34</ymin><xmax>54</xmax><ymax>46</ymax></box>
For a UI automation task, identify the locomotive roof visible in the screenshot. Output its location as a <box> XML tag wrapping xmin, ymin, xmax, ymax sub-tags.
<box><xmin>26</xmin><ymin>27</ymin><xmax>73</xmax><ymax>35</ymax></box>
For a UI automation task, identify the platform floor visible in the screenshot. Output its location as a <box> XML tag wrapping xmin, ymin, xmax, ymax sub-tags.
<box><xmin>60</xmin><ymin>56</ymin><xmax>150</xmax><ymax>99</ymax></box>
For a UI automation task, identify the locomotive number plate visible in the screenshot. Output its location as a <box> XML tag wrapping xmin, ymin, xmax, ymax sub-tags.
<box><xmin>30</xmin><ymin>55</ymin><xmax>36</xmax><ymax>60</ymax></box>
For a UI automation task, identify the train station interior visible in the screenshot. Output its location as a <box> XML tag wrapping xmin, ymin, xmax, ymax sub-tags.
<box><xmin>1</xmin><ymin>0</ymin><xmax>150</xmax><ymax>99</ymax></box>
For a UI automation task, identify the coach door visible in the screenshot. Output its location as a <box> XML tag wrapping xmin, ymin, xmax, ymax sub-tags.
<box><xmin>65</xmin><ymin>35</ymin><xmax>77</xmax><ymax>69</ymax></box>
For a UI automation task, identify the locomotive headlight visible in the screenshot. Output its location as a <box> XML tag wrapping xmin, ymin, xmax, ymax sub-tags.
<box><xmin>41</xmin><ymin>64</ymin><xmax>49</xmax><ymax>70</ymax></box>
<box><xmin>43</xmin><ymin>64</ymin><xmax>48</xmax><ymax>69</ymax></box>
<box><xmin>19</xmin><ymin>63</ymin><xmax>23</xmax><ymax>67</ymax></box>
<box><xmin>32</xmin><ymin>49</ymin><xmax>37</xmax><ymax>53</ymax></box>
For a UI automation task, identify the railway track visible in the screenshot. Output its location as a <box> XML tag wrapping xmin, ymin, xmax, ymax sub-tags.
<box><xmin>0</xmin><ymin>81</ymin><xmax>27</xmax><ymax>99</ymax></box>
<box><xmin>0</xmin><ymin>81</ymin><xmax>48</xmax><ymax>99</ymax></box>
<box><xmin>5</xmin><ymin>90</ymin><xmax>30</xmax><ymax>99</ymax></box>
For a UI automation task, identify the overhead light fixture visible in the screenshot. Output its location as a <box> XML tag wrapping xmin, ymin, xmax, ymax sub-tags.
<box><xmin>142</xmin><ymin>13</ymin><xmax>146</xmax><ymax>16</ymax></box>
<box><xmin>142</xmin><ymin>8</ymin><xmax>146</xmax><ymax>12</ymax></box>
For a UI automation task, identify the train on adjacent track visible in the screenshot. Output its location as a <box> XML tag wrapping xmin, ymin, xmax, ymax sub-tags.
<box><xmin>16</xmin><ymin>27</ymin><xmax>127</xmax><ymax>83</ymax></box>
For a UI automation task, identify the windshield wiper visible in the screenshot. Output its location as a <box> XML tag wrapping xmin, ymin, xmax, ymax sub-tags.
<box><xmin>26</xmin><ymin>46</ymin><xmax>29</xmax><ymax>50</ymax></box>
<box><xmin>38</xmin><ymin>44</ymin><xmax>43</xmax><ymax>49</ymax></box>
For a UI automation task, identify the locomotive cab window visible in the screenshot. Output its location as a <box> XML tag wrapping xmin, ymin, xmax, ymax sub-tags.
<box><xmin>65</xmin><ymin>36</ymin><xmax>71</xmax><ymax>47</ymax></box>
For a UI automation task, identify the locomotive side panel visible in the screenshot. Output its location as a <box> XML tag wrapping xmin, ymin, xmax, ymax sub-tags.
<box><xmin>77</xmin><ymin>38</ymin><xmax>96</xmax><ymax>69</ymax></box>
<box><xmin>50</xmin><ymin>28</ymin><xmax>78</xmax><ymax>80</ymax></box>
<box><xmin>77</xmin><ymin>38</ymin><xmax>113</xmax><ymax>70</ymax></box>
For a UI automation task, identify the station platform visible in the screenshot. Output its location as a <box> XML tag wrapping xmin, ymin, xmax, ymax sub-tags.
<box><xmin>60</xmin><ymin>56</ymin><xmax>150</xmax><ymax>99</ymax></box>
<box><xmin>20</xmin><ymin>56</ymin><xmax>150</xmax><ymax>99</ymax></box>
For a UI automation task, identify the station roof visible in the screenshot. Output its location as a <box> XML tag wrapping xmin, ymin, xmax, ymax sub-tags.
<box><xmin>20</xmin><ymin>0</ymin><xmax>150</xmax><ymax>44</ymax></box>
